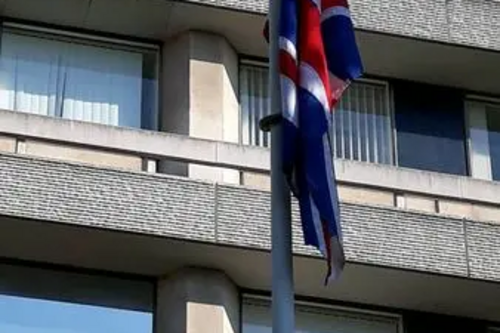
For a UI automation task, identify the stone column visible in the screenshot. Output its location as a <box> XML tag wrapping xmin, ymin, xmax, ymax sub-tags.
<box><xmin>156</xmin><ymin>267</ymin><xmax>240</xmax><ymax>333</ymax></box>
<box><xmin>159</xmin><ymin>30</ymin><xmax>240</xmax><ymax>185</ymax></box>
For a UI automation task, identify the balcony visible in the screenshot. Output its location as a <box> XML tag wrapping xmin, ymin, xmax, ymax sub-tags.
<box><xmin>3</xmin><ymin>109</ymin><xmax>500</xmax><ymax>320</ymax></box>
<box><xmin>182</xmin><ymin>0</ymin><xmax>500</xmax><ymax>52</ymax></box>
<box><xmin>3</xmin><ymin>0</ymin><xmax>500</xmax><ymax>54</ymax></box>
<box><xmin>1</xmin><ymin>107</ymin><xmax>500</xmax><ymax>277</ymax></box>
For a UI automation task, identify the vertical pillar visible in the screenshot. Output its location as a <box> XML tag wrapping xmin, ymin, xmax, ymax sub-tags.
<box><xmin>156</xmin><ymin>267</ymin><xmax>240</xmax><ymax>333</ymax></box>
<box><xmin>159</xmin><ymin>31</ymin><xmax>240</xmax><ymax>184</ymax></box>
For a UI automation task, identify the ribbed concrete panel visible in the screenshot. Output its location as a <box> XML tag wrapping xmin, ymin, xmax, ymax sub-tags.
<box><xmin>341</xmin><ymin>204</ymin><xmax>468</xmax><ymax>276</ymax></box>
<box><xmin>466</xmin><ymin>221</ymin><xmax>500</xmax><ymax>282</ymax></box>
<box><xmin>216</xmin><ymin>184</ymin><xmax>468</xmax><ymax>276</ymax></box>
<box><xmin>215</xmin><ymin>184</ymin><xmax>271</xmax><ymax>249</ymax></box>
<box><xmin>0</xmin><ymin>153</ymin><xmax>496</xmax><ymax>281</ymax></box>
<box><xmin>185</xmin><ymin>0</ymin><xmax>268</xmax><ymax>13</ymax></box>
<box><xmin>0</xmin><ymin>154</ymin><xmax>216</xmax><ymax>242</ymax></box>
<box><xmin>349</xmin><ymin>0</ymin><xmax>449</xmax><ymax>42</ymax></box>
<box><xmin>183</xmin><ymin>0</ymin><xmax>500</xmax><ymax>52</ymax></box>
<box><xmin>447</xmin><ymin>0</ymin><xmax>500</xmax><ymax>50</ymax></box>
<box><xmin>215</xmin><ymin>184</ymin><xmax>317</xmax><ymax>256</ymax></box>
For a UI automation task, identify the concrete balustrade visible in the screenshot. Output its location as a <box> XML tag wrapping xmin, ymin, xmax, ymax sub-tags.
<box><xmin>2</xmin><ymin>108</ymin><xmax>500</xmax><ymax>224</ymax></box>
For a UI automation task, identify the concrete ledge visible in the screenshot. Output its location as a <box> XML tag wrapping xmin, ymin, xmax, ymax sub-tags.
<box><xmin>1</xmin><ymin>153</ymin><xmax>499</xmax><ymax>282</ymax></box>
<box><xmin>0</xmin><ymin>135</ymin><xmax>16</xmax><ymax>153</ymax></box>
<box><xmin>183</xmin><ymin>0</ymin><xmax>500</xmax><ymax>52</ymax></box>
<box><xmin>216</xmin><ymin>184</ymin><xmax>469</xmax><ymax>277</ymax></box>
<box><xmin>23</xmin><ymin>139</ymin><xmax>143</xmax><ymax>171</ymax></box>
<box><xmin>0</xmin><ymin>109</ymin><xmax>268</xmax><ymax>173</ymax></box>
<box><xmin>334</xmin><ymin>160</ymin><xmax>500</xmax><ymax>206</ymax></box>
<box><xmin>3</xmin><ymin>109</ymin><xmax>500</xmax><ymax>208</ymax></box>
<box><xmin>0</xmin><ymin>153</ymin><xmax>217</xmax><ymax>243</ymax></box>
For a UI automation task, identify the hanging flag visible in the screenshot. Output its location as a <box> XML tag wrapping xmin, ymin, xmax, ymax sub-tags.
<box><xmin>264</xmin><ymin>0</ymin><xmax>363</xmax><ymax>283</ymax></box>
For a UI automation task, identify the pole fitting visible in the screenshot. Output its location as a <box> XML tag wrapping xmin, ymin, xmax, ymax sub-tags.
<box><xmin>259</xmin><ymin>114</ymin><xmax>283</xmax><ymax>133</ymax></box>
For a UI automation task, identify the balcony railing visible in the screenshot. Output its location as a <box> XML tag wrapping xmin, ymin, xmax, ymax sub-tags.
<box><xmin>1</xmin><ymin>109</ymin><xmax>500</xmax><ymax>223</ymax></box>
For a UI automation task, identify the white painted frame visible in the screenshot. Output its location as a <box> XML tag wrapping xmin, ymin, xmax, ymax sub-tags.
<box><xmin>464</xmin><ymin>95</ymin><xmax>500</xmax><ymax>181</ymax></box>
<box><xmin>242</xmin><ymin>294</ymin><xmax>404</xmax><ymax>333</ymax></box>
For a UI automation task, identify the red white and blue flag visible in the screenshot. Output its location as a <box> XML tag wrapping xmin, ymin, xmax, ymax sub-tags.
<box><xmin>264</xmin><ymin>0</ymin><xmax>363</xmax><ymax>283</ymax></box>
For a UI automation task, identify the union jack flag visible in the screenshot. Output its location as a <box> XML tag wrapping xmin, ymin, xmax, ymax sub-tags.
<box><xmin>264</xmin><ymin>0</ymin><xmax>363</xmax><ymax>283</ymax></box>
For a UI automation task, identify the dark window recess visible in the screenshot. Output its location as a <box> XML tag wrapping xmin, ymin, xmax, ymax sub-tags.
<box><xmin>394</xmin><ymin>81</ymin><xmax>467</xmax><ymax>175</ymax></box>
<box><xmin>403</xmin><ymin>312</ymin><xmax>488</xmax><ymax>333</ymax></box>
<box><xmin>0</xmin><ymin>263</ymin><xmax>154</xmax><ymax>333</ymax></box>
<box><xmin>486</xmin><ymin>109</ymin><xmax>500</xmax><ymax>180</ymax></box>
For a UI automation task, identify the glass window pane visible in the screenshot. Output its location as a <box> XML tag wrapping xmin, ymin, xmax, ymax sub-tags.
<box><xmin>466</xmin><ymin>101</ymin><xmax>500</xmax><ymax>181</ymax></box>
<box><xmin>395</xmin><ymin>83</ymin><xmax>467</xmax><ymax>175</ymax></box>
<box><xmin>239</xmin><ymin>64</ymin><xmax>271</xmax><ymax>147</ymax></box>
<box><xmin>0</xmin><ymin>264</ymin><xmax>153</xmax><ymax>333</ymax></box>
<box><xmin>467</xmin><ymin>102</ymin><xmax>492</xmax><ymax>180</ymax></box>
<box><xmin>486</xmin><ymin>105</ymin><xmax>500</xmax><ymax>181</ymax></box>
<box><xmin>243</xmin><ymin>297</ymin><xmax>401</xmax><ymax>333</ymax></box>
<box><xmin>238</xmin><ymin>63</ymin><xmax>393</xmax><ymax>165</ymax></box>
<box><xmin>0</xmin><ymin>28</ymin><xmax>158</xmax><ymax>129</ymax></box>
<box><xmin>333</xmin><ymin>82</ymin><xmax>392</xmax><ymax>164</ymax></box>
<box><xmin>0</xmin><ymin>294</ymin><xmax>152</xmax><ymax>333</ymax></box>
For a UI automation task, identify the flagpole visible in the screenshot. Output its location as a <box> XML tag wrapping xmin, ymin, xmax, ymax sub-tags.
<box><xmin>260</xmin><ymin>0</ymin><xmax>295</xmax><ymax>331</ymax></box>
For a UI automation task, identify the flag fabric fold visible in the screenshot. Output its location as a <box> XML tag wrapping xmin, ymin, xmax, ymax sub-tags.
<box><xmin>264</xmin><ymin>0</ymin><xmax>363</xmax><ymax>284</ymax></box>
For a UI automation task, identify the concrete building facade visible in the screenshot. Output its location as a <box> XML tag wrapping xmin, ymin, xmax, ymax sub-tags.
<box><xmin>1</xmin><ymin>0</ymin><xmax>500</xmax><ymax>332</ymax></box>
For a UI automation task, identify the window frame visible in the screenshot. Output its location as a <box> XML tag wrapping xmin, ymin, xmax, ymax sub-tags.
<box><xmin>238</xmin><ymin>59</ymin><xmax>269</xmax><ymax>147</ymax></box>
<box><xmin>0</xmin><ymin>260</ymin><xmax>155</xmax><ymax>333</ymax></box>
<box><xmin>331</xmin><ymin>77</ymin><xmax>395</xmax><ymax>165</ymax></box>
<box><xmin>0</xmin><ymin>260</ymin><xmax>155</xmax><ymax>312</ymax></box>
<box><xmin>464</xmin><ymin>94</ymin><xmax>500</xmax><ymax>181</ymax></box>
<box><xmin>238</xmin><ymin>58</ymin><xmax>397</xmax><ymax>165</ymax></box>
<box><xmin>3</xmin><ymin>21</ymin><xmax>160</xmax><ymax>51</ymax></box>
<box><xmin>242</xmin><ymin>294</ymin><xmax>404</xmax><ymax>333</ymax></box>
<box><xmin>0</xmin><ymin>21</ymin><xmax>161</xmax><ymax>131</ymax></box>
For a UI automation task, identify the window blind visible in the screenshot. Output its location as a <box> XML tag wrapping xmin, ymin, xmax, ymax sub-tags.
<box><xmin>239</xmin><ymin>63</ymin><xmax>393</xmax><ymax>165</ymax></box>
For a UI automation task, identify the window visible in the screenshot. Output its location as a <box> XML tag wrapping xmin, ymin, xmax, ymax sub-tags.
<box><xmin>332</xmin><ymin>81</ymin><xmax>393</xmax><ymax>164</ymax></box>
<box><xmin>466</xmin><ymin>99</ymin><xmax>500</xmax><ymax>181</ymax></box>
<box><xmin>0</xmin><ymin>23</ymin><xmax>158</xmax><ymax>129</ymax></box>
<box><xmin>242</xmin><ymin>296</ymin><xmax>401</xmax><ymax>333</ymax></box>
<box><xmin>240</xmin><ymin>62</ymin><xmax>269</xmax><ymax>147</ymax></box>
<box><xmin>0</xmin><ymin>295</ymin><xmax>152</xmax><ymax>333</ymax></box>
<box><xmin>393</xmin><ymin>81</ymin><xmax>467</xmax><ymax>176</ymax></box>
<box><xmin>239</xmin><ymin>62</ymin><xmax>393</xmax><ymax>164</ymax></box>
<box><xmin>0</xmin><ymin>263</ymin><xmax>154</xmax><ymax>333</ymax></box>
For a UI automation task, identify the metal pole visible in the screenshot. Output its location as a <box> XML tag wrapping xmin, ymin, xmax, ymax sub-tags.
<box><xmin>266</xmin><ymin>0</ymin><xmax>295</xmax><ymax>331</ymax></box>
<box><xmin>270</xmin><ymin>118</ymin><xmax>295</xmax><ymax>333</ymax></box>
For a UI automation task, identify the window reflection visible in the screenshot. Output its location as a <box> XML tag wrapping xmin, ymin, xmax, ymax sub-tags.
<box><xmin>0</xmin><ymin>263</ymin><xmax>154</xmax><ymax>333</ymax></box>
<box><xmin>333</xmin><ymin>82</ymin><xmax>392</xmax><ymax>164</ymax></box>
<box><xmin>0</xmin><ymin>294</ymin><xmax>152</xmax><ymax>333</ymax></box>
<box><xmin>239</xmin><ymin>63</ymin><xmax>393</xmax><ymax>165</ymax></box>
<box><xmin>467</xmin><ymin>101</ymin><xmax>500</xmax><ymax>181</ymax></box>
<box><xmin>240</xmin><ymin>64</ymin><xmax>270</xmax><ymax>147</ymax></box>
<box><xmin>242</xmin><ymin>297</ymin><xmax>401</xmax><ymax>333</ymax></box>
<box><xmin>0</xmin><ymin>27</ymin><xmax>158</xmax><ymax>130</ymax></box>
